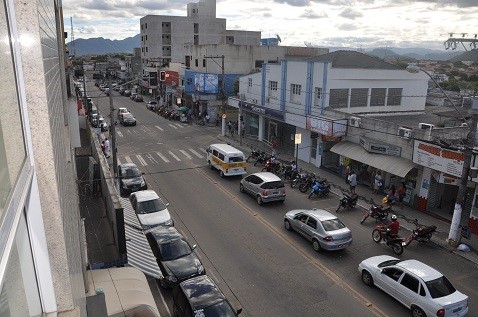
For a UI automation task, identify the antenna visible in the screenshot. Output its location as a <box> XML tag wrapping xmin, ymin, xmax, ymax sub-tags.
<box><xmin>70</xmin><ymin>17</ymin><xmax>76</xmax><ymax>57</ymax></box>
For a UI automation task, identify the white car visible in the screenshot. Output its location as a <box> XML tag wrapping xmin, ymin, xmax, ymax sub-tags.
<box><xmin>358</xmin><ymin>255</ymin><xmax>468</xmax><ymax>317</ymax></box>
<box><xmin>129</xmin><ymin>190</ymin><xmax>173</xmax><ymax>230</ymax></box>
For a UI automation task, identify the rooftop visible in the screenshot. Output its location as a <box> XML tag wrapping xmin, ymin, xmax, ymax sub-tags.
<box><xmin>308</xmin><ymin>50</ymin><xmax>401</xmax><ymax>70</ymax></box>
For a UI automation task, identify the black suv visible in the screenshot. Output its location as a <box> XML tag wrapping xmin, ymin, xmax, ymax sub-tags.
<box><xmin>146</xmin><ymin>227</ymin><xmax>205</xmax><ymax>288</ymax></box>
<box><xmin>172</xmin><ymin>275</ymin><xmax>242</xmax><ymax>317</ymax></box>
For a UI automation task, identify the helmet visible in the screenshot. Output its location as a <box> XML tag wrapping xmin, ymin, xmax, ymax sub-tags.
<box><xmin>391</xmin><ymin>214</ymin><xmax>397</xmax><ymax>221</ymax></box>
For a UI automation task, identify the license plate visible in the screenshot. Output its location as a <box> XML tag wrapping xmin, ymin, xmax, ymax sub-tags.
<box><xmin>453</xmin><ymin>307</ymin><xmax>462</xmax><ymax>313</ymax></box>
<box><xmin>272</xmin><ymin>191</ymin><xmax>279</xmax><ymax>195</ymax></box>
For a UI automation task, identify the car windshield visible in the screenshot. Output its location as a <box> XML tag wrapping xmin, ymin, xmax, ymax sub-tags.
<box><xmin>321</xmin><ymin>218</ymin><xmax>346</xmax><ymax>231</ymax></box>
<box><xmin>425</xmin><ymin>276</ymin><xmax>456</xmax><ymax>298</ymax></box>
<box><xmin>124</xmin><ymin>167</ymin><xmax>141</xmax><ymax>178</ymax></box>
<box><xmin>261</xmin><ymin>181</ymin><xmax>285</xmax><ymax>189</ymax></box>
<box><xmin>136</xmin><ymin>199</ymin><xmax>167</xmax><ymax>214</ymax></box>
<box><xmin>159</xmin><ymin>239</ymin><xmax>191</xmax><ymax>261</ymax></box>
<box><xmin>378</xmin><ymin>260</ymin><xmax>402</xmax><ymax>268</ymax></box>
<box><xmin>196</xmin><ymin>300</ymin><xmax>236</xmax><ymax>317</ymax></box>
<box><xmin>124</xmin><ymin>114</ymin><xmax>134</xmax><ymax>119</ymax></box>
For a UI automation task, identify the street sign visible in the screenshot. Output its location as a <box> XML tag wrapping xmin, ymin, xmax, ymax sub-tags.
<box><xmin>222</xmin><ymin>114</ymin><xmax>227</xmax><ymax>119</ymax></box>
<box><xmin>295</xmin><ymin>133</ymin><xmax>302</xmax><ymax>145</ymax></box>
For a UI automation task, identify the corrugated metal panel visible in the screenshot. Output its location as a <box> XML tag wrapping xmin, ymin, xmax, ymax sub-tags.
<box><xmin>330</xmin><ymin>141</ymin><xmax>417</xmax><ymax>178</ymax></box>
<box><xmin>120</xmin><ymin>198</ymin><xmax>162</xmax><ymax>279</ymax></box>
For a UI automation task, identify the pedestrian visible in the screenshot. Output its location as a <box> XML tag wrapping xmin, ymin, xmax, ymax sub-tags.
<box><xmin>205</xmin><ymin>113</ymin><xmax>210</xmax><ymax>124</ymax></box>
<box><xmin>241</xmin><ymin>121</ymin><xmax>245</xmax><ymax>136</ymax></box>
<box><xmin>387</xmin><ymin>184</ymin><xmax>397</xmax><ymax>205</ymax></box>
<box><xmin>103</xmin><ymin>137</ymin><xmax>110</xmax><ymax>158</ymax></box>
<box><xmin>373</xmin><ymin>170</ymin><xmax>382</xmax><ymax>194</ymax></box>
<box><xmin>347</xmin><ymin>170</ymin><xmax>357</xmax><ymax>195</ymax></box>
<box><xmin>231</xmin><ymin>123</ymin><xmax>235</xmax><ymax>138</ymax></box>
<box><xmin>228</xmin><ymin>120</ymin><xmax>232</xmax><ymax>135</ymax></box>
<box><xmin>397</xmin><ymin>181</ymin><xmax>406</xmax><ymax>209</ymax></box>
<box><xmin>344</xmin><ymin>165</ymin><xmax>351</xmax><ymax>184</ymax></box>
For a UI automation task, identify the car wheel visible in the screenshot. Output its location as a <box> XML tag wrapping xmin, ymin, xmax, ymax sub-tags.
<box><xmin>239</xmin><ymin>183</ymin><xmax>245</xmax><ymax>193</ymax></box>
<box><xmin>411</xmin><ymin>306</ymin><xmax>426</xmax><ymax>317</ymax></box>
<box><xmin>219</xmin><ymin>170</ymin><xmax>225</xmax><ymax>177</ymax></box>
<box><xmin>284</xmin><ymin>219</ymin><xmax>292</xmax><ymax>231</ymax></box>
<box><xmin>312</xmin><ymin>239</ymin><xmax>322</xmax><ymax>252</ymax></box>
<box><xmin>256</xmin><ymin>195</ymin><xmax>263</xmax><ymax>205</ymax></box>
<box><xmin>361</xmin><ymin>270</ymin><xmax>374</xmax><ymax>286</ymax></box>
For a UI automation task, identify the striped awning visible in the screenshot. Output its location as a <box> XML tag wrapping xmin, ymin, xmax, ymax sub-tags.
<box><xmin>330</xmin><ymin>141</ymin><xmax>417</xmax><ymax>178</ymax></box>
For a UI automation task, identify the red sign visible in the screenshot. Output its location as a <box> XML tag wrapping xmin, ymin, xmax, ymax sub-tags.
<box><xmin>158</xmin><ymin>71</ymin><xmax>179</xmax><ymax>86</ymax></box>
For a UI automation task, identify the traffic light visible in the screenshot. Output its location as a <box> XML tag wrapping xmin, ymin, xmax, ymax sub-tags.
<box><xmin>159</xmin><ymin>71</ymin><xmax>166</xmax><ymax>82</ymax></box>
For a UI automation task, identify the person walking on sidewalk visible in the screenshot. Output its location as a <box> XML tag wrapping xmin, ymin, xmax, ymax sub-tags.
<box><xmin>103</xmin><ymin>137</ymin><xmax>110</xmax><ymax>158</ymax></box>
<box><xmin>397</xmin><ymin>181</ymin><xmax>406</xmax><ymax>209</ymax></box>
<box><xmin>344</xmin><ymin>165</ymin><xmax>351</xmax><ymax>184</ymax></box>
<box><xmin>373</xmin><ymin>170</ymin><xmax>382</xmax><ymax>194</ymax></box>
<box><xmin>348</xmin><ymin>170</ymin><xmax>357</xmax><ymax>195</ymax></box>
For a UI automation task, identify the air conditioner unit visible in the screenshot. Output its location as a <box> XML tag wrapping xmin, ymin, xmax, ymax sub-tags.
<box><xmin>398</xmin><ymin>127</ymin><xmax>412</xmax><ymax>138</ymax></box>
<box><xmin>349</xmin><ymin>116</ymin><xmax>361</xmax><ymax>128</ymax></box>
<box><xmin>418</xmin><ymin>123</ymin><xmax>435</xmax><ymax>130</ymax></box>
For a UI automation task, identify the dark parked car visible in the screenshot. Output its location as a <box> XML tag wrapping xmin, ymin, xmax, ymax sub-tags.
<box><xmin>172</xmin><ymin>275</ymin><xmax>242</xmax><ymax>317</ymax></box>
<box><xmin>133</xmin><ymin>94</ymin><xmax>143</xmax><ymax>102</ymax></box>
<box><xmin>123</xmin><ymin>90</ymin><xmax>131</xmax><ymax>97</ymax></box>
<box><xmin>118</xmin><ymin>163</ymin><xmax>147</xmax><ymax>195</ymax></box>
<box><xmin>118</xmin><ymin>87</ymin><xmax>126</xmax><ymax>95</ymax></box>
<box><xmin>146</xmin><ymin>227</ymin><xmax>205</xmax><ymax>288</ymax></box>
<box><xmin>146</xmin><ymin>101</ymin><xmax>158</xmax><ymax>110</ymax></box>
<box><xmin>120</xmin><ymin>113</ymin><xmax>137</xmax><ymax>126</ymax></box>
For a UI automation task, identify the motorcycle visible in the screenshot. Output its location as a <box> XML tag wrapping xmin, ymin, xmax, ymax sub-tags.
<box><xmin>246</xmin><ymin>148</ymin><xmax>261</xmax><ymax>163</ymax></box>
<box><xmin>402</xmin><ymin>219</ymin><xmax>437</xmax><ymax>247</ymax></box>
<box><xmin>299</xmin><ymin>174</ymin><xmax>324</xmax><ymax>193</ymax></box>
<box><xmin>262</xmin><ymin>160</ymin><xmax>281</xmax><ymax>174</ymax></box>
<box><xmin>290</xmin><ymin>170</ymin><xmax>309</xmax><ymax>188</ymax></box>
<box><xmin>336</xmin><ymin>191</ymin><xmax>358</xmax><ymax>212</ymax></box>
<box><xmin>308</xmin><ymin>180</ymin><xmax>331</xmax><ymax>199</ymax></box>
<box><xmin>254</xmin><ymin>152</ymin><xmax>271</xmax><ymax>166</ymax></box>
<box><xmin>360</xmin><ymin>199</ymin><xmax>390</xmax><ymax>224</ymax></box>
<box><xmin>372</xmin><ymin>223</ymin><xmax>404</xmax><ymax>255</ymax></box>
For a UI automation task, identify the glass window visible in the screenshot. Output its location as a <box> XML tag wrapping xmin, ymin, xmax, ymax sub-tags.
<box><xmin>383</xmin><ymin>267</ymin><xmax>403</xmax><ymax>281</ymax></box>
<box><xmin>0</xmin><ymin>0</ymin><xmax>27</xmax><ymax>217</ymax></box>
<box><xmin>321</xmin><ymin>218</ymin><xmax>346</xmax><ymax>231</ymax></box>
<box><xmin>400</xmin><ymin>273</ymin><xmax>420</xmax><ymax>293</ymax></box>
<box><xmin>370</xmin><ymin>88</ymin><xmax>386</xmax><ymax>107</ymax></box>
<box><xmin>314</xmin><ymin>87</ymin><xmax>322</xmax><ymax>106</ymax></box>
<box><xmin>268</xmin><ymin>81</ymin><xmax>277</xmax><ymax>97</ymax></box>
<box><xmin>137</xmin><ymin>198</ymin><xmax>167</xmax><ymax>214</ymax></box>
<box><xmin>290</xmin><ymin>84</ymin><xmax>301</xmax><ymax>103</ymax></box>
<box><xmin>425</xmin><ymin>276</ymin><xmax>456</xmax><ymax>299</ymax></box>
<box><xmin>387</xmin><ymin>88</ymin><xmax>402</xmax><ymax>106</ymax></box>
<box><xmin>329</xmin><ymin>89</ymin><xmax>349</xmax><ymax>108</ymax></box>
<box><xmin>350</xmin><ymin>88</ymin><xmax>368</xmax><ymax>107</ymax></box>
<box><xmin>159</xmin><ymin>239</ymin><xmax>191</xmax><ymax>261</ymax></box>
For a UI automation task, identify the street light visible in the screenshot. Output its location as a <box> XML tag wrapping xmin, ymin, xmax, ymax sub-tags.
<box><xmin>407</xmin><ymin>65</ymin><xmax>478</xmax><ymax>245</ymax></box>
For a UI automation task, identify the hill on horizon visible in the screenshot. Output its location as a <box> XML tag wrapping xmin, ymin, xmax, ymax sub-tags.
<box><xmin>67</xmin><ymin>34</ymin><xmax>140</xmax><ymax>56</ymax></box>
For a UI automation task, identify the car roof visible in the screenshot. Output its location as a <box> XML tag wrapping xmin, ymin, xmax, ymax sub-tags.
<box><xmin>180</xmin><ymin>275</ymin><xmax>225</xmax><ymax>309</ymax></box>
<box><xmin>147</xmin><ymin>226</ymin><xmax>182</xmax><ymax>243</ymax></box>
<box><xmin>395</xmin><ymin>259</ymin><xmax>443</xmax><ymax>281</ymax></box>
<box><xmin>295</xmin><ymin>208</ymin><xmax>336</xmax><ymax>221</ymax></box>
<box><xmin>118</xmin><ymin>107</ymin><xmax>127</xmax><ymax>111</ymax></box>
<box><xmin>251</xmin><ymin>172</ymin><xmax>282</xmax><ymax>182</ymax></box>
<box><xmin>131</xmin><ymin>190</ymin><xmax>160</xmax><ymax>202</ymax></box>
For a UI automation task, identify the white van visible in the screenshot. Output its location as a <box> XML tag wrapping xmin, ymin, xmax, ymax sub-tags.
<box><xmin>206</xmin><ymin>143</ymin><xmax>247</xmax><ymax>177</ymax></box>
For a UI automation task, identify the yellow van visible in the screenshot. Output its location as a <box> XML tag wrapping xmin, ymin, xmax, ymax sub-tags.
<box><xmin>206</xmin><ymin>143</ymin><xmax>247</xmax><ymax>177</ymax></box>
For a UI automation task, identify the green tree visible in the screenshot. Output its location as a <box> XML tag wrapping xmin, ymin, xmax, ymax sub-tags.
<box><xmin>74</xmin><ymin>68</ymin><xmax>84</xmax><ymax>78</ymax></box>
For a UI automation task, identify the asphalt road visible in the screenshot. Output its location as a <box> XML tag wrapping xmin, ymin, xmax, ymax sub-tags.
<box><xmin>89</xmin><ymin>82</ymin><xmax>478</xmax><ymax>317</ymax></box>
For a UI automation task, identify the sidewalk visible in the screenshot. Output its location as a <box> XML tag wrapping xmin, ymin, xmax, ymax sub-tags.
<box><xmin>217</xmin><ymin>133</ymin><xmax>478</xmax><ymax>265</ymax></box>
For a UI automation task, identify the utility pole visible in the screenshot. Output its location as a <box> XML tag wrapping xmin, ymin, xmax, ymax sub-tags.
<box><xmin>448</xmin><ymin>98</ymin><xmax>478</xmax><ymax>245</ymax></box>
<box><xmin>82</xmin><ymin>62</ymin><xmax>89</xmax><ymax>113</ymax></box>
<box><xmin>204</xmin><ymin>55</ymin><xmax>226</xmax><ymax>136</ymax></box>
<box><xmin>107</xmin><ymin>71</ymin><xmax>118</xmax><ymax>179</ymax></box>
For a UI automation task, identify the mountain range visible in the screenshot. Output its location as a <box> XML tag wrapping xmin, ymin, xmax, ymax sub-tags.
<box><xmin>67</xmin><ymin>35</ymin><xmax>477</xmax><ymax>62</ymax></box>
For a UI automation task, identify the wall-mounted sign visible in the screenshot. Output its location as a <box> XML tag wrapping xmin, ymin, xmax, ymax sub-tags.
<box><xmin>413</xmin><ymin>140</ymin><xmax>463</xmax><ymax>177</ymax></box>
<box><xmin>306</xmin><ymin>116</ymin><xmax>347</xmax><ymax>137</ymax></box>
<box><xmin>239</xmin><ymin>101</ymin><xmax>284</xmax><ymax>120</ymax></box>
<box><xmin>432</xmin><ymin>170</ymin><xmax>460</xmax><ymax>186</ymax></box>
<box><xmin>295</xmin><ymin>133</ymin><xmax>302</xmax><ymax>145</ymax></box>
<box><xmin>359</xmin><ymin>136</ymin><xmax>402</xmax><ymax>157</ymax></box>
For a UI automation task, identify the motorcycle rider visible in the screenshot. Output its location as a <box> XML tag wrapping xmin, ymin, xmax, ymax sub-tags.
<box><xmin>386</xmin><ymin>214</ymin><xmax>400</xmax><ymax>240</ymax></box>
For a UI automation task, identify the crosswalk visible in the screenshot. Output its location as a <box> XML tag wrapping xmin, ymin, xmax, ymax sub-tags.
<box><xmin>117</xmin><ymin>147</ymin><xmax>207</xmax><ymax>167</ymax></box>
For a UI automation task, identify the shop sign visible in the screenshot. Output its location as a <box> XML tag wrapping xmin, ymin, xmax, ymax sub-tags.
<box><xmin>413</xmin><ymin>140</ymin><xmax>463</xmax><ymax>177</ymax></box>
<box><xmin>306</xmin><ymin>116</ymin><xmax>347</xmax><ymax>137</ymax></box>
<box><xmin>359</xmin><ymin>137</ymin><xmax>401</xmax><ymax>157</ymax></box>
<box><xmin>432</xmin><ymin>170</ymin><xmax>460</xmax><ymax>186</ymax></box>
<box><xmin>239</xmin><ymin>101</ymin><xmax>284</xmax><ymax>120</ymax></box>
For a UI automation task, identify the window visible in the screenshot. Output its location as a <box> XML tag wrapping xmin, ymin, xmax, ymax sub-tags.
<box><xmin>195</xmin><ymin>59</ymin><xmax>198</xmax><ymax>67</ymax></box>
<box><xmin>350</xmin><ymin>88</ymin><xmax>368</xmax><ymax>107</ymax></box>
<box><xmin>290</xmin><ymin>84</ymin><xmax>301</xmax><ymax>103</ymax></box>
<box><xmin>329</xmin><ymin>89</ymin><xmax>349</xmax><ymax>108</ymax></box>
<box><xmin>268</xmin><ymin>80</ymin><xmax>277</xmax><ymax>97</ymax></box>
<box><xmin>425</xmin><ymin>276</ymin><xmax>456</xmax><ymax>299</ymax></box>
<box><xmin>203</xmin><ymin>59</ymin><xmax>206</xmax><ymax>67</ymax></box>
<box><xmin>370</xmin><ymin>88</ymin><xmax>386</xmax><ymax>107</ymax></box>
<box><xmin>145</xmin><ymin>47</ymin><xmax>148</xmax><ymax>53</ymax></box>
<box><xmin>296</xmin><ymin>214</ymin><xmax>308</xmax><ymax>223</ymax></box>
<box><xmin>387</xmin><ymin>88</ymin><xmax>402</xmax><ymax>106</ymax></box>
<box><xmin>145</xmin><ymin>35</ymin><xmax>147</xmax><ymax>41</ymax></box>
<box><xmin>401</xmin><ymin>274</ymin><xmax>420</xmax><ymax>293</ymax></box>
<box><xmin>321</xmin><ymin>218</ymin><xmax>346</xmax><ymax>231</ymax></box>
<box><xmin>383</xmin><ymin>268</ymin><xmax>403</xmax><ymax>282</ymax></box>
<box><xmin>145</xmin><ymin>23</ymin><xmax>147</xmax><ymax>29</ymax></box>
<box><xmin>314</xmin><ymin>87</ymin><xmax>322</xmax><ymax>106</ymax></box>
<box><xmin>306</xmin><ymin>217</ymin><xmax>317</xmax><ymax>229</ymax></box>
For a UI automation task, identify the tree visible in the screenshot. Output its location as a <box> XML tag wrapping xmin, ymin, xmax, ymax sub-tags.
<box><xmin>74</xmin><ymin>68</ymin><xmax>84</xmax><ymax>78</ymax></box>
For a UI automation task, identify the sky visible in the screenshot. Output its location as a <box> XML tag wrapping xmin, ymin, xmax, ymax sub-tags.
<box><xmin>62</xmin><ymin>0</ymin><xmax>478</xmax><ymax>51</ymax></box>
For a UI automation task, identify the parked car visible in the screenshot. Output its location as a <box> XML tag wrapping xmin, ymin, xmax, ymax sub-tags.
<box><xmin>119</xmin><ymin>87</ymin><xmax>126</xmax><ymax>95</ymax></box>
<box><xmin>172</xmin><ymin>275</ymin><xmax>242</xmax><ymax>317</ymax></box>
<box><xmin>90</xmin><ymin>114</ymin><xmax>98</xmax><ymax>127</ymax></box>
<box><xmin>239</xmin><ymin>172</ymin><xmax>286</xmax><ymax>205</ymax></box>
<box><xmin>98</xmin><ymin>116</ymin><xmax>108</xmax><ymax>132</ymax></box>
<box><xmin>117</xmin><ymin>107</ymin><xmax>128</xmax><ymax>119</ymax></box>
<box><xmin>104</xmin><ymin>87</ymin><xmax>110</xmax><ymax>96</ymax></box>
<box><xmin>118</xmin><ymin>163</ymin><xmax>147</xmax><ymax>195</ymax></box>
<box><xmin>284</xmin><ymin>208</ymin><xmax>353</xmax><ymax>251</ymax></box>
<box><xmin>130</xmin><ymin>92</ymin><xmax>138</xmax><ymax>100</ymax></box>
<box><xmin>133</xmin><ymin>94</ymin><xmax>143</xmax><ymax>102</ymax></box>
<box><xmin>358</xmin><ymin>255</ymin><xmax>468</xmax><ymax>317</ymax></box>
<box><xmin>146</xmin><ymin>226</ymin><xmax>205</xmax><ymax>288</ymax></box>
<box><xmin>146</xmin><ymin>101</ymin><xmax>158</xmax><ymax>110</ymax></box>
<box><xmin>123</xmin><ymin>90</ymin><xmax>131</xmax><ymax>97</ymax></box>
<box><xmin>129</xmin><ymin>190</ymin><xmax>173</xmax><ymax>229</ymax></box>
<box><xmin>120</xmin><ymin>113</ymin><xmax>137</xmax><ymax>126</ymax></box>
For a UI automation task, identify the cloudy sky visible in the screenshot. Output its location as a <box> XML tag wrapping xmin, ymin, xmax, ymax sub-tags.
<box><xmin>62</xmin><ymin>0</ymin><xmax>478</xmax><ymax>50</ymax></box>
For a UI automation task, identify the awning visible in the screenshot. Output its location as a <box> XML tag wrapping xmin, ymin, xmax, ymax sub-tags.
<box><xmin>330</xmin><ymin>141</ymin><xmax>417</xmax><ymax>178</ymax></box>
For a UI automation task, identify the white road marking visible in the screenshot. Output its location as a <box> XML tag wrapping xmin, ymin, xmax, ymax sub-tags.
<box><xmin>168</xmin><ymin>124</ymin><xmax>178</xmax><ymax>129</ymax></box>
<box><xmin>168</xmin><ymin>151</ymin><xmax>181</xmax><ymax>161</ymax></box>
<box><xmin>174</xmin><ymin>123</ymin><xmax>184</xmax><ymax>128</ymax></box>
<box><xmin>179</xmin><ymin>150</ymin><xmax>192</xmax><ymax>160</ymax></box>
<box><xmin>124</xmin><ymin>156</ymin><xmax>133</xmax><ymax>163</ymax></box>
<box><xmin>117</xmin><ymin>158</ymin><xmax>122</xmax><ymax>165</ymax></box>
<box><xmin>199</xmin><ymin>148</ymin><xmax>208</xmax><ymax>154</ymax></box>
<box><xmin>189</xmin><ymin>148</ymin><xmax>204</xmax><ymax>158</ymax></box>
<box><xmin>155</xmin><ymin>125</ymin><xmax>164</xmax><ymax>131</ymax></box>
<box><xmin>117</xmin><ymin>131</ymin><xmax>123</xmax><ymax>137</ymax></box>
<box><xmin>156</xmin><ymin>152</ymin><xmax>170</xmax><ymax>163</ymax></box>
<box><xmin>136</xmin><ymin>155</ymin><xmax>148</xmax><ymax>166</ymax></box>
<box><xmin>146</xmin><ymin>153</ymin><xmax>158</xmax><ymax>164</ymax></box>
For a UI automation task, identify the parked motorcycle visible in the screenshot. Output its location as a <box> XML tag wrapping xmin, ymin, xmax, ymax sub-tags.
<box><xmin>308</xmin><ymin>180</ymin><xmax>331</xmax><ymax>199</ymax></box>
<box><xmin>402</xmin><ymin>219</ymin><xmax>437</xmax><ymax>247</ymax></box>
<box><xmin>360</xmin><ymin>199</ymin><xmax>390</xmax><ymax>224</ymax></box>
<box><xmin>372</xmin><ymin>224</ymin><xmax>404</xmax><ymax>255</ymax></box>
<box><xmin>253</xmin><ymin>152</ymin><xmax>271</xmax><ymax>166</ymax></box>
<box><xmin>299</xmin><ymin>174</ymin><xmax>323</xmax><ymax>193</ymax></box>
<box><xmin>246</xmin><ymin>148</ymin><xmax>262</xmax><ymax>163</ymax></box>
<box><xmin>261</xmin><ymin>160</ymin><xmax>281</xmax><ymax>174</ymax></box>
<box><xmin>290</xmin><ymin>170</ymin><xmax>309</xmax><ymax>188</ymax></box>
<box><xmin>336</xmin><ymin>191</ymin><xmax>359</xmax><ymax>212</ymax></box>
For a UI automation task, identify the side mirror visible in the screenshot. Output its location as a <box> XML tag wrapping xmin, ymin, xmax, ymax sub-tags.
<box><xmin>166</xmin><ymin>203</ymin><xmax>170</xmax><ymax>207</ymax></box>
<box><xmin>191</xmin><ymin>244</ymin><xmax>197</xmax><ymax>250</ymax></box>
<box><xmin>237</xmin><ymin>308</ymin><xmax>243</xmax><ymax>315</ymax></box>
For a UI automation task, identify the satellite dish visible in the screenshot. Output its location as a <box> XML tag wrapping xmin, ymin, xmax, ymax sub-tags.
<box><xmin>276</xmin><ymin>34</ymin><xmax>282</xmax><ymax>42</ymax></box>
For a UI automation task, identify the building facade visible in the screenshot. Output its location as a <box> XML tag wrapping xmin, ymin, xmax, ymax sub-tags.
<box><xmin>0</xmin><ymin>0</ymin><xmax>85</xmax><ymax>315</ymax></box>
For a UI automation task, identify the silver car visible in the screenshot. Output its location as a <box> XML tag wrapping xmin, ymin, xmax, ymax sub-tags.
<box><xmin>284</xmin><ymin>208</ymin><xmax>352</xmax><ymax>251</ymax></box>
<box><xmin>240</xmin><ymin>172</ymin><xmax>286</xmax><ymax>205</ymax></box>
